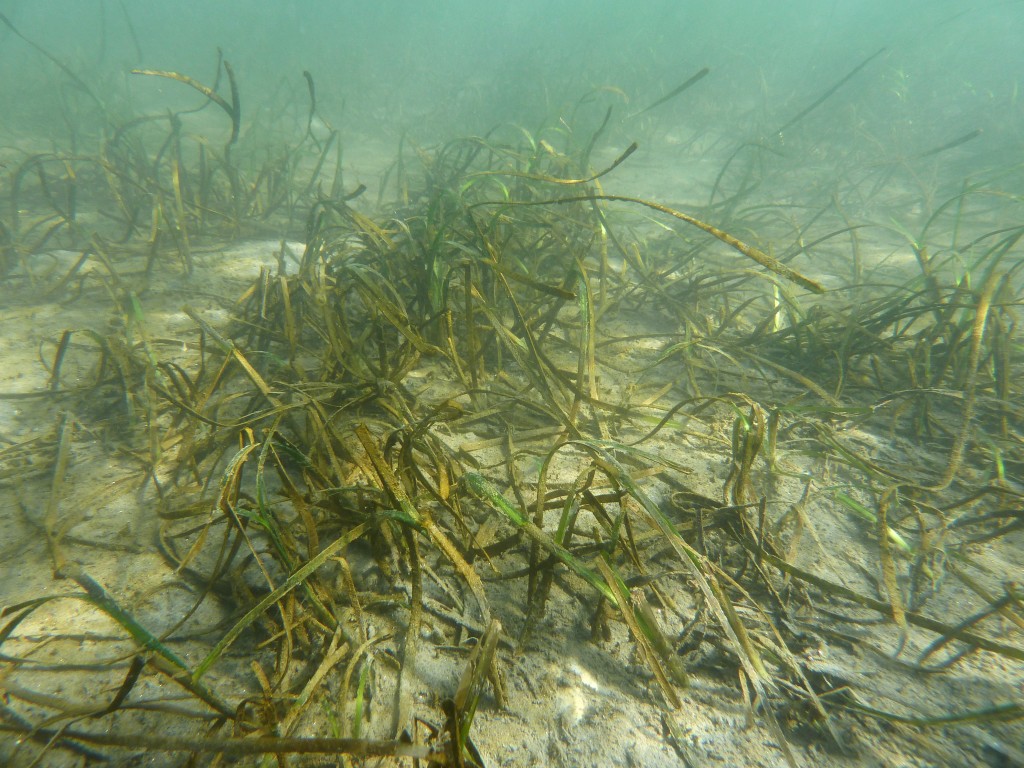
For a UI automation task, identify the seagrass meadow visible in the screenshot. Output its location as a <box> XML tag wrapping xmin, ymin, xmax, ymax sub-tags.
<box><xmin>0</xmin><ymin>2</ymin><xmax>1022</xmax><ymax>766</ymax></box>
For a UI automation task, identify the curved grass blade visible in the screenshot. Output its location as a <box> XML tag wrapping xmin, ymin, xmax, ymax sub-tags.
<box><xmin>131</xmin><ymin>63</ymin><xmax>240</xmax><ymax>146</ymax></box>
<box><xmin>475</xmin><ymin>194</ymin><xmax>825</xmax><ymax>294</ymax></box>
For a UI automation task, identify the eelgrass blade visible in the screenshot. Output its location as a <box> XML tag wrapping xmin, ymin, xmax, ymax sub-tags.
<box><xmin>278</xmin><ymin>627</ymin><xmax>350</xmax><ymax>736</ymax></box>
<box><xmin>630</xmin><ymin>66</ymin><xmax>710</xmax><ymax>118</ymax></box>
<box><xmin>476</xmin><ymin>194</ymin><xmax>826</xmax><ymax>294</ymax></box>
<box><xmin>0</xmin><ymin>727</ymin><xmax>444</xmax><ymax>760</ymax></box>
<box><xmin>44</xmin><ymin>564</ymin><xmax>234</xmax><ymax>716</ymax></box>
<box><xmin>131</xmin><ymin>63</ymin><xmax>239</xmax><ymax>146</ymax></box>
<box><xmin>738</xmin><ymin>545</ymin><xmax>1024</xmax><ymax>661</ymax></box>
<box><xmin>920</xmin><ymin>270</ymin><xmax>1000</xmax><ymax>492</ymax></box>
<box><xmin>775</xmin><ymin>47</ymin><xmax>886</xmax><ymax>136</ymax></box>
<box><xmin>43</xmin><ymin>412</ymin><xmax>75</xmax><ymax>572</ymax></box>
<box><xmin>596</xmin><ymin>558</ymin><xmax>684</xmax><ymax>707</ymax></box>
<box><xmin>463</xmin><ymin>472</ymin><xmax>617</xmax><ymax>605</ymax></box>
<box><xmin>917</xmin><ymin>128</ymin><xmax>982</xmax><ymax>159</ymax></box>
<box><xmin>193</xmin><ymin>523</ymin><xmax>369</xmax><ymax>680</ymax></box>
<box><xmin>877</xmin><ymin>486</ymin><xmax>908</xmax><ymax>633</ymax></box>
<box><xmin>561</xmin><ymin>442</ymin><xmax>799</xmax><ymax>761</ymax></box>
<box><xmin>452</xmin><ymin>618</ymin><xmax>503</xmax><ymax>754</ymax></box>
<box><xmin>0</xmin><ymin>12</ymin><xmax>104</xmax><ymax>110</ymax></box>
<box><xmin>356</xmin><ymin>424</ymin><xmax>491</xmax><ymax>622</ymax></box>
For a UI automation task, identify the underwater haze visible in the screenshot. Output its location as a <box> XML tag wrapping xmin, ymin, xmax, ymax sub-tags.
<box><xmin>3</xmin><ymin>0</ymin><xmax>1023</xmax><ymax>177</ymax></box>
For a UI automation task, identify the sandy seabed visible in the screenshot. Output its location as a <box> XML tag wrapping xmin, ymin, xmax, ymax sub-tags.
<box><xmin>1</xmin><ymin>140</ymin><xmax>1022</xmax><ymax>768</ymax></box>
